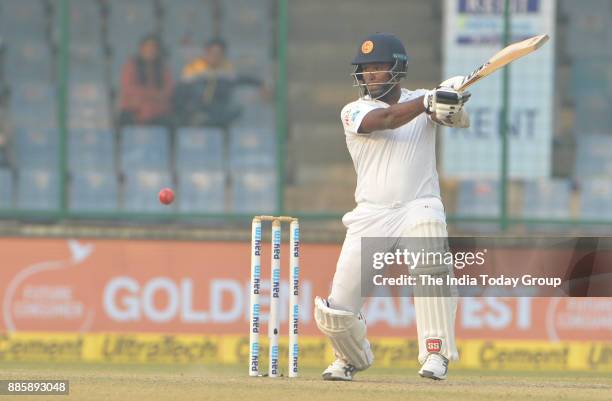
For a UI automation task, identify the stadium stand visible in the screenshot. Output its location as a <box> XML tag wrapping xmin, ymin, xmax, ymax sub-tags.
<box><xmin>7</xmin><ymin>0</ymin><xmax>610</xmax><ymax>233</ymax></box>
<box><xmin>68</xmin><ymin>128</ymin><xmax>114</xmax><ymax>171</ymax></box>
<box><xmin>17</xmin><ymin>169</ymin><xmax>59</xmax><ymax>210</ymax></box>
<box><xmin>160</xmin><ymin>0</ymin><xmax>215</xmax><ymax>76</ymax></box>
<box><xmin>579</xmin><ymin>178</ymin><xmax>612</xmax><ymax>220</ymax></box>
<box><xmin>107</xmin><ymin>0</ymin><xmax>157</xmax><ymax>84</ymax></box>
<box><xmin>234</xmin><ymin>86</ymin><xmax>275</xmax><ymax>130</ymax></box>
<box><xmin>231</xmin><ymin>169</ymin><xmax>276</xmax><ymax>213</ymax></box>
<box><xmin>120</xmin><ymin>125</ymin><xmax>170</xmax><ymax>172</ymax></box>
<box><xmin>4</xmin><ymin>40</ymin><xmax>53</xmax><ymax>83</ymax></box>
<box><xmin>14</xmin><ymin>126</ymin><xmax>58</xmax><ymax>169</ymax></box>
<box><xmin>69</xmin><ymin>82</ymin><xmax>111</xmax><ymax>129</ymax></box>
<box><xmin>455</xmin><ymin>179</ymin><xmax>500</xmax><ymax>233</ymax></box>
<box><xmin>70</xmin><ymin>169</ymin><xmax>118</xmax><ymax>211</ymax></box>
<box><xmin>522</xmin><ymin>179</ymin><xmax>573</xmax><ymax>219</ymax></box>
<box><xmin>0</xmin><ymin>167</ymin><xmax>12</xmax><ymax>208</ymax></box>
<box><xmin>175</xmin><ymin>127</ymin><xmax>224</xmax><ymax>171</ymax></box>
<box><xmin>177</xmin><ymin>169</ymin><xmax>225</xmax><ymax>212</ymax></box>
<box><xmin>574</xmin><ymin>134</ymin><xmax>612</xmax><ymax>178</ymax></box>
<box><xmin>122</xmin><ymin>169</ymin><xmax>172</xmax><ymax>212</ymax></box>
<box><xmin>521</xmin><ymin>179</ymin><xmax>574</xmax><ymax>232</ymax></box>
<box><xmin>10</xmin><ymin>83</ymin><xmax>56</xmax><ymax>128</ymax></box>
<box><xmin>229</xmin><ymin>126</ymin><xmax>275</xmax><ymax>170</ymax></box>
<box><xmin>0</xmin><ymin>0</ymin><xmax>48</xmax><ymax>40</ymax></box>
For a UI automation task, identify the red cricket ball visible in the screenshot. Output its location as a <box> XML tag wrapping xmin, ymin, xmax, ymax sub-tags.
<box><xmin>158</xmin><ymin>188</ymin><xmax>175</xmax><ymax>205</ymax></box>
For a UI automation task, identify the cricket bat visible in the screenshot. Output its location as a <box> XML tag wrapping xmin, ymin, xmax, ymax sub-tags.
<box><xmin>457</xmin><ymin>34</ymin><xmax>549</xmax><ymax>91</ymax></box>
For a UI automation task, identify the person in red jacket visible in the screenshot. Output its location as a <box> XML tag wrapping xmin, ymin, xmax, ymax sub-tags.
<box><xmin>118</xmin><ymin>34</ymin><xmax>174</xmax><ymax>126</ymax></box>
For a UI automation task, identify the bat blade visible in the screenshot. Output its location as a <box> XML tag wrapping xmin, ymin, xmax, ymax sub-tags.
<box><xmin>457</xmin><ymin>34</ymin><xmax>549</xmax><ymax>91</ymax></box>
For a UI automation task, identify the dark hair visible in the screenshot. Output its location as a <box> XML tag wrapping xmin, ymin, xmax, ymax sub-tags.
<box><xmin>205</xmin><ymin>37</ymin><xmax>227</xmax><ymax>52</ymax></box>
<box><xmin>135</xmin><ymin>34</ymin><xmax>164</xmax><ymax>88</ymax></box>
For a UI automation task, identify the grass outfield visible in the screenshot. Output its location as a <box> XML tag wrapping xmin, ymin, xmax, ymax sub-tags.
<box><xmin>1</xmin><ymin>363</ymin><xmax>611</xmax><ymax>401</ymax></box>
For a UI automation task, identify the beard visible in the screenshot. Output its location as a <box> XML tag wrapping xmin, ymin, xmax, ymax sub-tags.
<box><xmin>366</xmin><ymin>82</ymin><xmax>393</xmax><ymax>98</ymax></box>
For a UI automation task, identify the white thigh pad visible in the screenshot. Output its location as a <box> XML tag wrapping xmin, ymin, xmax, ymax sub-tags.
<box><xmin>314</xmin><ymin>297</ymin><xmax>374</xmax><ymax>370</ymax></box>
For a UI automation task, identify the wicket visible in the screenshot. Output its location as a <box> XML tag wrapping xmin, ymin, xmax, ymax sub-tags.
<box><xmin>249</xmin><ymin>215</ymin><xmax>300</xmax><ymax>378</ymax></box>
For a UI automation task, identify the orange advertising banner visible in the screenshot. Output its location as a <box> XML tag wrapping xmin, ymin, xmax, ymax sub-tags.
<box><xmin>0</xmin><ymin>237</ymin><xmax>611</xmax><ymax>341</ymax></box>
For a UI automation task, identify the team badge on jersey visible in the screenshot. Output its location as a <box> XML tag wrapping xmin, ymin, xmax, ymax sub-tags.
<box><xmin>342</xmin><ymin>108</ymin><xmax>352</xmax><ymax>128</ymax></box>
<box><xmin>361</xmin><ymin>40</ymin><xmax>374</xmax><ymax>54</ymax></box>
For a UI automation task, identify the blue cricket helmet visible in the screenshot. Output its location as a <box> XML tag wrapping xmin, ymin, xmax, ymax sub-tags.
<box><xmin>351</xmin><ymin>32</ymin><xmax>409</xmax><ymax>99</ymax></box>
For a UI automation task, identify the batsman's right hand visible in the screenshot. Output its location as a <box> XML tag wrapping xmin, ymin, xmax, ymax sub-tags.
<box><xmin>439</xmin><ymin>75</ymin><xmax>468</xmax><ymax>91</ymax></box>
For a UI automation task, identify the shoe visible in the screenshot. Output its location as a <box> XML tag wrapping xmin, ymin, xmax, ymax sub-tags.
<box><xmin>322</xmin><ymin>359</ymin><xmax>358</xmax><ymax>381</ymax></box>
<box><xmin>418</xmin><ymin>353</ymin><xmax>448</xmax><ymax>380</ymax></box>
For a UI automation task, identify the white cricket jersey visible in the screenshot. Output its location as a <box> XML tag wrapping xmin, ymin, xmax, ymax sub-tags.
<box><xmin>340</xmin><ymin>88</ymin><xmax>440</xmax><ymax>206</ymax></box>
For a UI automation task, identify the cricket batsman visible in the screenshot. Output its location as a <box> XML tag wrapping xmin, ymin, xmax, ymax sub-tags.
<box><xmin>314</xmin><ymin>32</ymin><xmax>470</xmax><ymax>381</ymax></box>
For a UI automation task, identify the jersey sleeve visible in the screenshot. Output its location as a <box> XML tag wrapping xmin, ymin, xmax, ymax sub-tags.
<box><xmin>340</xmin><ymin>101</ymin><xmax>380</xmax><ymax>135</ymax></box>
<box><xmin>410</xmin><ymin>88</ymin><xmax>436</xmax><ymax>126</ymax></box>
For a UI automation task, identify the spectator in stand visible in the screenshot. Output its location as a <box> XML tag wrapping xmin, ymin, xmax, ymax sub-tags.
<box><xmin>118</xmin><ymin>34</ymin><xmax>174</xmax><ymax>126</ymax></box>
<box><xmin>173</xmin><ymin>37</ymin><xmax>271</xmax><ymax>127</ymax></box>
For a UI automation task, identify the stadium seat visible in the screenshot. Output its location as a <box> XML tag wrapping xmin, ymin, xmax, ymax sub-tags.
<box><xmin>161</xmin><ymin>0</ymin><xmax>213</xmax><ymax>74</ymax></box>
<box><xmin>231</xmin><ymin>169</ymin><xmax>277</xmax><ymax>213</ymax></box>
<box><xmin>574</xmin><ymin>134</ymin><xmax>612</xmax><ymax>178</ymax></box>
<box><xmin>108</xmin><ymin>0</ymin><xmax>156</xmax><ymax>82</ymax></box>
<box><xmin>565</xmin><ymin>0</ymin><xmax>612</xmax><ymax>59</ymax></box>
<box><xmin>161</xmin><ymin>0</ymin><xmax>213</xmax><ymax>43</ymax></box>
<box><xmin>167</xmin><ymin>44</ymin><xmax>202</xmax><ymax>78</ymax></box>
<box><xmin>0</xmin><ymin>168</ymin><xmax>13</xmax><ymax>208</ymax></box>
<box><xmin>455</xmin><ymin>179</ymin><xmax>500</xmax><ymax>233</ymax></box>
<box><xmin>69</xmin><ymin>82</ymin><xmax>111</xmax><ymax>129</ymax></box>
<box><xmin>14</xmin><ymin>127</ymin><xmax>59</xmax><ymax>168</ymax></box>
<box><xmin>69</xmin><ymin>82</ymin><xmax>108</xmax><ymax>104</ymax></box>
<box><xmin>579</xmin><ymin>178</ymin><xmax>612</xmax><ymax>220</ymax></box>
<box><xmin>17</xmin><ymin>169</ymin><xmax>59</xmax><ymax>210</ymax></box>
<box><xmin>570</xmin><ymin>62</ymin><xmax>611</xmax><ymax>136</ymax></box>
<box><xmin>456</xmin><ymin>180</ymin><xmax>500</xmax><ymax>216</ymax></box>
<box><xmin>11</xmin><ymin>82</ymin><xmax>55</xmax><ymax>103</ymax></box>
<box><xmin>573</xmin><ymin>94</ymin><xmax>612</xmax><ymax>137</ymax></box>
<box><xmin>123</xmin><ymin>169</ymin><xmax>173</xmax><ymax>212</ymax></box>
<box><xmin>177</xmin><ymin>169</ymin><xmax>225</xmax><ymax>212</ymax></box>
<box><xmin>69</xmin><ymin>103</ymin><xmax>112</xmax><ymax>130</ymax></box>
<box><xmin>234</xmin><ymin>87</ymin><xmax>275</xmax><ymax>127</ymax></box>
<box><xmin>0</xmin><ymin>147</ymin><xmax>8</xmax><ymax>167</ymax></box>
<box><xmin>220</xmin><ymin>0</ymin><xmax>271</xmax><ymax>44</ymax></box>
<box><xmin>239</xmin><ymin>104</ymin><xmax>275</xmax><ymax>130</ymax></box>
<box><xmin>570</xmin><ymin>61</ymin><xmax>610</xmax><ymax>99</ymax></box>
<box><xmin>521</xmin><ymin>179</ymin><xmax>573</xmax><ymax>232</ymax></box>
<box><xmin>522</xmin><ymin>179</ymin><xmax>572</xmax><ymax>219</ymax></box>
<box><xmin>229</xmin><ymin>46</ymin><xmax>272</xmax><ymax>76</ymax></box>
<box><xmin>120</xmin><ymin>126</ymin><xmax>170</xmax><ymax>172</ymax></box>
<box><xmin>70</xmin><ymin>44</ymin><xmax>106</xmax><ymax>82</ymax></box>
<box><xmin>67</xmin><ymin>0</ymin><xmax>102</xmax><ymax>46</ymax></box>
<box><xmin>229</xmin><ymin>126</ymin><xmax>275</xmax><ymax>169</ymax></box>
<box><xmin>0</xmin><ymin>0</ymin><xmax>47</xmax><ymax>39</ymax></box>
<box><xmin>10</xmin><ymin>83</ymin><xmax>57</xmax><ymax>128</ymax></box>
<box><xmin>4</xmin><ymin>40</ymin><xmax>53</xmax><ymax>82</ymax></box>
<box><xmin>69</xmin><ymin>129</ymin><xmax>114</xmax><ymax>170</ymax></box>
<box><xmin>176</xmin><ymin>127</ymin><xmax>224</xmax><ymax>171</ymax></box>
<box><xmin>108</xmin><ymin>0</ymin><xmax>156</xmax><ymax>47</ymax></box>
<box><xmin>70</xmin><ymin>170</ymin><xmax>118</xmax><ymax>211</ymax></box>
